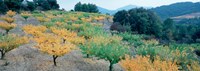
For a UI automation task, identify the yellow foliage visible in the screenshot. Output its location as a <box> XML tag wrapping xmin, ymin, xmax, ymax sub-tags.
<box><xmin>94</xmin><ymin>16</ymin><xmax>105</xmax><ymax>21</ymax></box>
<box><xmin>21</xmin><ymin>12</ymin><xmax>31</xmax><ymax>18</ymax></box>
<box><xmin>0</xmin><ymin>34</ymin><xmax>29</xmax><ymax>52</ymax></box>
<box><xmin>36</xmin><ymin>17</ymin><xmax>50</xmax><ymax>23</ymax></box>
<box><xmin>89</xmin><ymin>36</ymin><xmax>110</xmax><ymax>45</ymax></box>
<box><xmin>143</xmin><ymin>39</ymin><xmax>159</xmax><ymax>45</ymax></box>
<box><xmin>50</xmin><ymin>27</ymin><xmax>85</xmax><ymax>44</ymax></box>
<box><xmin>55</xmin><ymin>22</ymin><xmax>64</xmax><ymax>26</ymax></box>
<box><xmin>0</xmin><ymin>22</ymin><xmax>16</xmax><ymax>31</ymax></box>
<box><xmin>45</xmin><ymin>14</ymin><xmax>56</xmax><ymax>19</ymax></box>
<box><xmin>23</xmin><ymin>25</ymin><xmax>77</xmax><ymax>57</ymax></box>
<box><xmin>89</xmin><ymin>35</ymin><xmax>122</xmax><ymax>45</ymax></box>
<box><xmin>81</xmin><ymin>18</ymin><xmax>92</xmax><ymax>22</ymax></box>
<box><xmin>2</xmin><ymin>17</ymin><xmax>15</xmax><ymax>23</ymax></box>
<box><xmin>70</xmin><ymin>16</ymin><xmax>78</xmax><ymax>21</ymax></box>
<box><xmin>71</xmin><ymin>24</ymin><xmax>83</xmax><ymax>29</ymax></box>
<box><xmin>22</xmin><ymin>25</ymin><xmax>47</xmax><ymax>36</ymax></box>
<box><xmin>34</xmin><ymin>34</ymin><xmax>76</xmax><ymax>56</ymax></box>
<box><xmin>187</xmin><ymin>61</ymin><xmax>200</xmax><ymax>71</ymax></box>
<box><xmin>119</xmin><ymin>55</ymin><xmax>179</xmax><ymax>71</ymax></box>
<box><xmin>91</xmin><ymin>23</ymin><xmax>103</xmax><ymax>27</ymax></box>
<box><xmin>6</xmin><ymin>10</ymin><xmax>16</xmax><ymax>17</ymax></box>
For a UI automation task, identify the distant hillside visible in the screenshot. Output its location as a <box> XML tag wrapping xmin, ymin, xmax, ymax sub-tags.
<box><xmin>116</xmin><ymin>5</ymin><xmax>137</xmax><ymax>11</ymax></box>
<box><xmin>98</xmin><ymin>7</ymin><xmax>116</xmax><ymax>15</ymax></box>
<box><xmin>98</xmin><ymin>5</ymin><xmax>151</xmax><ymax>15</ymax></box>
<box><xmin>152</xmin><ymin>2</ymin><xmax>200</xmax><ymax>20</ymax></box>
<box><xmin>171</xmin><ymin>12</ymin><xmax>200</xmax><ymax>22</ymax></box>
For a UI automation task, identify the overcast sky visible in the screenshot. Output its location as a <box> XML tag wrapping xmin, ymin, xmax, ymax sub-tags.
<box><xmin>56</xmin><ymin>0</ymin><xmax>200</xmax><ymax>10</ymax></box>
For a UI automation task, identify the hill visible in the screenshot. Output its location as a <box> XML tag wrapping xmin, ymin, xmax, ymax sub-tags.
<box><xmin>116</xmin><ymin>5</ymin><xmax>137</xmax><ymax>11</ymax></box>
<box><xmin>152</xmin><ymin>2</ymin><xmax>200</xmax><ymax>20</ymax></box>
<box><xmin>171</xmin><ymin>12</ymin><xmax>200</xmax><ymax>22</ymax></box>
<box><xmin>98</xmin><ymin>7</ymin><xmax>116</xmax><ymax>15</ymax></box>
<box><xmin>98</xmin><ymin>5</ymin><xmax>151</xmax><ymax>15</ymax></box>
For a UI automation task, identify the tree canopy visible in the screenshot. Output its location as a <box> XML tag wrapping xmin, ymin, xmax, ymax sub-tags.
<box><xmin>113</xmin><ymin>8</ymin><xmax>162</xmax><ymax>37</ymax></box>
<box><xmin>74</xmin><ymin>2</ymin><xmax>99</xmax><ymax>13</ymax></box>
<box><xmin>0</xmin><ymin>0</ymin><xmax>60</xmax><ymax>13</ymax></box>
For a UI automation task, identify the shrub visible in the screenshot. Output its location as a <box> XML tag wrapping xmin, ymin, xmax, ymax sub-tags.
<box><xmin>78</xmin><ymin>23</ymin><xmax>106</xmax><ymax>39</ymax></box>
<box><xmin>0</xmin><ymin>22</ymin><xmax>16</xmax><ymax>34</ymax></box>
<box><xmin>2</xmin><ymin>17</ymin><xmax>15</xmax><ymax>23</ymax></box>
<box><xmin>6</xmin><ymin>10</ymin><xmax>16</xmax><ymax>17</ymax></box>
<box><xmin>187</xmin><ymin>61</ymin><xmax>200</xmax><ymax>71</ymax></box>
<box><xmin>110</xmin><ymin>22</ymin><xmax>131</xmax><ymax>33</ymax></box>
<box><xmin>80</xmin><ymin>35</ymin><xmax>129</xmax><ymax>71</ymax></box>
<box><xmin>119</xmin><ymin>55</ymin><xmax>179</xmax><ymax>71</ymax></box>
<box><xmin>0</xmin><ymin>34</ymin><xmax>28</xmax><ymax>59</ymax></box>
<box><xmin>36</xmin><ymin>17</ymin><xmax>50</xmax><ymax>23</ymax></box>
<box><xmin>117</xmin><ymin>32</ymin><xmax>144</xmax><ymax>46</ymax></box>
<box><xmin>42</xmin><ymin>22</ymin><xmax>55</xmax><ymax>28</ymax></box>
<box><xmin>20</xmin><ymin>11</ymin><xmax>32</xmax><ymax>20</ymax></box>
<box><xmin>135</xmin><ymin>40</ymin><xmax>199</xmax><ymax>70</ymax></box>
<box><xmin>136</xmin><ymin>39</ymin><xmax>158</xmax><ymax>61</ymax></box>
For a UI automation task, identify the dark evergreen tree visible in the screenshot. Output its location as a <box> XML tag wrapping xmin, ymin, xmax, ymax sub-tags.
<box><xmin>47</xmin><ymin>0</ymin><xmax>59</xmax><ymax>9</ymax></box>
<box><xmin>74</xmin><ymin>2</ymin><xmax>99</xmax><ymax>13</ymax></box>
<box><xmin>113</xmin><ymin>8</ymin><xmax>162</xmax><ymax>37</ymax></box>
<box><xmin>34</xmin><ymin>0</ymin><xmax>50</xmax><ymax>10</ymax></box>
<box><xmin>81</xmin><ymin>4</ymin><xmax>88</xmax><ymax>12</ymax></box>
<box><xmin>0</xmin><ymin>0</ymin><xmax>8</xmax><ymax>13</ymax></box>
<box><xmin>88</xmin><ymin>4</ymin><xmax>98</xmax><ymax>13</ymax></box>
<box><xmin>74</xmin><ymin>2</ymin><xmax>82</xmax><ymax>11</ymax></box>
<box><xmin>162</xmin><ymin>18</ymin><xmax>174</xmax><ymax>41</ymax></box>
<box><xmin>113</xmin><ymin>10</ymin><xmax>129</xmax><ymax>25</ymax></box>
<box><xmin>128</xmin><ymin>8</ymin><xmax>162</xmax><ymax>36</ymax></box>
<box><xmin>192</xmin><ymin>30</ymin><xmax>200</xmax><ymax>42</ymax></box>
<box><xmin>4</xmin><ymin>0</ymin><xmax>23</xmax><ymax>12</ymax></box>
<box><xmin>27</xmin><ymin>1</ymin><xmax>36</xmax><ymax>11</ymax></box>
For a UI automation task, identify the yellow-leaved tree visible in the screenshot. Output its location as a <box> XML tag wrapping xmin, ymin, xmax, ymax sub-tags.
<box><xmin>34</xmin><ymin>33</ymin><xmax>76</xmax><ymax>66</ymax></box>
<box><xmin>119</xmin><ymin>55</ymin><xmax>179</xmax><ymax>71</ymax></box>
<box><xmin>0</xmin><ymin>22</ymin><xmax>16</xmax><ymax>35</ymax></box>
<box><xmin>2</xmin><ymin>17</ymin><xmax>15</xmax><ymax>23</ymax></box>
<box><xmin>50</xmin><ymin>27</ymin><xmax>85</xmax><ymax>45</ymax></box>
<box><xmin>0</xmin><ymin>34</ymin><xmax>28</xmax><ymax>59</ymax></box>
<box><xmin>6</xmin><ymin>10</ymin><xmax>16</xmax><ymax>17</ymax></box>
<box><xmin>23</xmin><ymin>25</ymin><xmax>78</xmax><ymax>66</ymax></box>
<box><xmin>20</xmin><ymin>11</ymin><xmax>31</xmax><ymax>20</ymax></box>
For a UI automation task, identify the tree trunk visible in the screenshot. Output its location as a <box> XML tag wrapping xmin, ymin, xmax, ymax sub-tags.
<box><xmin>0</xmin><ymin>50</ymin><xmax>5</xmax><ymax>59</ymax></box>
<box><xmin>86</xmin><ymin>54</ymin><xmax>89</xmax><ymax>58</ymax></box>
<box><xmin>53</xmin><ymin>55</ymin><xmax>58</xmax><ymax>66</ymax></box>
<box><xmin>6</xmin><ymin>30</ymin><xmax>9</xmax><ymax>35</ymax></box>
<box><xmin>109</xmin><ymin>62</ymin><xmax>113</xmax><ymax>71</ymax></box>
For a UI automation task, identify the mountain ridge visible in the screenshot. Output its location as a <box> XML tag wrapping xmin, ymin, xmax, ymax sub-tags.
<box><xmin>152</xmin><ymin>2</ymin><xmax>200</xmax><ymax>20</ymax></box>
<box><xmin>98</xmin><ymin>5</ymin><xmax>151</xmax><ymax>15</ymax></box>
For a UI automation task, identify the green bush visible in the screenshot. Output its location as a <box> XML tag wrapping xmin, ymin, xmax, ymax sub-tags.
<box><xmin>80</xmin><ymin>35</ymin><xmax>129</xmax><ymax>71</ymax></box>
<box><xmin>74</xmin><ymin>20</ymin><xmax>83</xmax><ymax>24</ymax></box>
<box><xmin>78</xmin><ymin>23</ymin><xmax>106</xmax><ymax>39</ymax></box>
<box><xmin>42</xmin><ymin>22</ymin><xmax>55</xmax><ymax>28</ymax></box>
<box><xmin>135</xmin><ymin>40</ymin><xmax>199</xmax><ymax>70</ymax></box>
<box><xmin>117</xmin><ymin>32</ymin><xmax>144</xmax><ymax>46</ymax></box>
<box><xmin>51</xmin><ymin>18</ymin><xmax>65</xmax><ymax>22</ymax></box>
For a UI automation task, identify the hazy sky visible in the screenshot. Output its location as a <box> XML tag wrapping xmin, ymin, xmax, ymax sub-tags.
<box><xmin>57</xmin><ymin>0</ymin><xmax>200</xmax><ymax>10</ymax></box>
